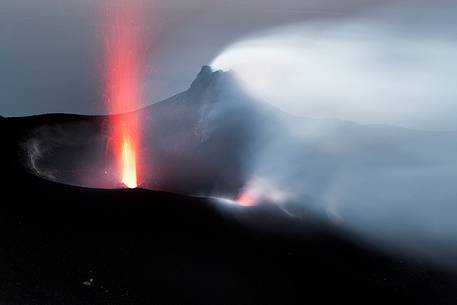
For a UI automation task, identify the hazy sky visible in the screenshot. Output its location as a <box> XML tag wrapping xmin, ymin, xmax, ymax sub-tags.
<box><xmin>0</xmin><ymin>0</ymin><xmax>391</xmax><ymax>116</ymax></box>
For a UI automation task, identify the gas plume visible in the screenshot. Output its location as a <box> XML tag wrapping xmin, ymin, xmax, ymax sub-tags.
<box><xmin>211</xmin><ymin>0</ymin><xmax>457</xmax><ymax>267</ymax></box>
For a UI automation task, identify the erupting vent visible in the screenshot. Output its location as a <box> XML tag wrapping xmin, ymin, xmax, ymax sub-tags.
<box><xmin>121</xmin><ymin>135</ymin><xmax>137</xmax><ymax>188</ymax></box>
<box><xmin>104</xmin><ymin>0</ymin><xmax>145</xmax><ymax>188</ymax></box>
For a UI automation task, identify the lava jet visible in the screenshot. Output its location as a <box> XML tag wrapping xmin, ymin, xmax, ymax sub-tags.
<box><xmin>104</xmin><ymin>0</ymin><xmax>145</xmax><ymax>189</ymax></box>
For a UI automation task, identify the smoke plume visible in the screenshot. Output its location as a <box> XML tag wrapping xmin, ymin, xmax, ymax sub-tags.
<box><xmin>211</xmin><ymin>0</ymin><xmax>457</xmax><ymax>267</ymax></box>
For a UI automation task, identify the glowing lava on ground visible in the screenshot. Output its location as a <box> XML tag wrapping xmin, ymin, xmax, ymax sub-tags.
<box><xmin>233</xmin><ymin>179</ymin><xmax>290</xmax><ymax>206</ymax></box>
<box><xmin>103</xmin><ymin>0</ymin><xmax>145</xmax><ymax>188</ymax></box>
<box><xmin>237</xmin><ymin>192</ymin><xmax>257</xmax><ymax>207</ymax></box>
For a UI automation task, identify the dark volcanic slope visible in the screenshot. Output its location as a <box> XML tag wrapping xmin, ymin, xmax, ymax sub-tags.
<box><xmin>1</xmin><ymin>116</ymin><xmax>457</xmax><ymax>305</ymax></box>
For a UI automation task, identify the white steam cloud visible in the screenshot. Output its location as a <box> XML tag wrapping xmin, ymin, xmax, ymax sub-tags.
<box><xmin>211</xmin><ymin>2</ymin><xmax>457</xmax><ymax>131</ymax></box>
<box><xmin>211</xmin><ymin>1</ymin><xmax>457</xmax><ymax>268</ymax></box>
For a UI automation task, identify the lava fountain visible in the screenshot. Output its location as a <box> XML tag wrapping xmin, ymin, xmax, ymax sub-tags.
<box><xmin>121</xmin><ymin>134</ymin><xmax>137</xmax><ymax>188</ymax></box>
<box><xmin>103</xmin><ymin>0</ymin><xmax>145</xmax><ymax>188</ymax></box>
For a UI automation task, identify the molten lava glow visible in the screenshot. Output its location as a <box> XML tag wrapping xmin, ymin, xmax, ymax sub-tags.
<box><xmin>237</xmin><ymin>193</ymin><xmax>256</xmax><ymax>207</ymax></box>
<box><xmin>103</xmin><ymin>0</ymin><xmax>144</xmax><ymax>188</ymax></box>
<box><xmin>234</xmin><ymin>179</ymin><xmax>290</xmax><ymax>206</ymax></box>
<box><xmin>121</xmin><ymin>136</ymin><xmax>137</xmax><ymax>188</ymax></box>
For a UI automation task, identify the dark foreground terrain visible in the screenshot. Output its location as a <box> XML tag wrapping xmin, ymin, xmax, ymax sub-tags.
<box><xmin>1</xmin><ymin>114</ymin><xmax>457</xmax><ymax>305</ymax></box>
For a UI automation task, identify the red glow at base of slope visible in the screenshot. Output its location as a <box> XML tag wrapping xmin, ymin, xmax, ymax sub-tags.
<box><xmin>103</xmin><ymin>0</ymin><xmax>144</xmax><ymax>188</ymax></box>
<box><xmin>237</xmin><ymin>193</ymin><xmax>257</xmax><ymax>206</ymax></box>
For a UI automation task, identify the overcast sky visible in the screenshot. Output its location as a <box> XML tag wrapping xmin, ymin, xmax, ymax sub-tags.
<box><xmin>0</xmin><ymin>0</ymin><xmax>393</xmax><ymax>116</ymax></box>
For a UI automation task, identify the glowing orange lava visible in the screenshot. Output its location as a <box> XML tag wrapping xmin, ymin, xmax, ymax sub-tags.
<box><xmin>121</xmin><ymin>135</ymin><xmax>137</xmax><ymax>188</ymax></box>
<box><xmin>103</xmin><ymin>0</ymin><xmax>144</xmax><ymax>188</ymax></box>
